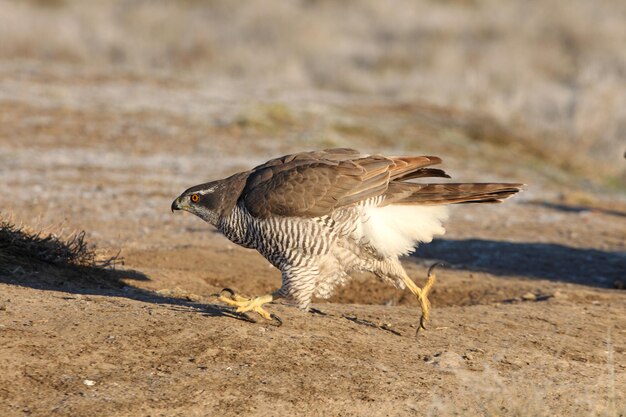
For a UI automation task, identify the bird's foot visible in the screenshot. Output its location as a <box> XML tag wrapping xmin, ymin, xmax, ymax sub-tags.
<box><xmin>218</xmin><ymin>288</ymin><xmax>281</xmax><ymax>325</ymax></box>
<box><xmin>402</xmin><ymin>263</ymin><xmax>441</xmax><ymax>333</ymax></box>
<box><xmin>417</xmin><ymin>263</ymin><xmax>442</xmax><ymax>332</ymax></box>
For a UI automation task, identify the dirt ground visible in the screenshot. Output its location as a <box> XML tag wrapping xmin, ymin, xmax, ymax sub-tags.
<box><xmin>0</xmin><ymin>66</ymin><xmax>624</xmax><ymax>417</ymax></box>
<box><xmin>1</xmin><ymin>2</ymin><xmax>626</xmax><ymax>415</ymax></box>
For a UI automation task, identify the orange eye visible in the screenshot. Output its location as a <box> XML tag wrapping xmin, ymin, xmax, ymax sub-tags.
<box><xmin>190</xmin><ymin>194</ymin><xmax>199</xmax><ymax>203</ymax></box>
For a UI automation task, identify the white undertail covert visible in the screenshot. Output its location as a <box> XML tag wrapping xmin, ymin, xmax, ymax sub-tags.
<box><xmin>361</xmin><ymin>205</ymin><xmax>449</xmax><ymax>258</ymax></box>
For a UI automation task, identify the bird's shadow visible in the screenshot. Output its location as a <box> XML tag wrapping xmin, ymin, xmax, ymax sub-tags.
<box><xmin>411</xmin><ymin>238</ymin><xmax>625</xmax><ymax>287</ymax></box>
<box><xmin>3</xmin><ymin>237</ymin><xmax>623</xmax><ymax>321</ymax></box>
<box><xmin>524</xmin><ymin>201</ymin><xmax>626</xmax><ymax>219</ymax></box>
<box><xmin>0</xmin><ymin>264</ymin><xmax>255</xmax><ymax>323</ymax></box>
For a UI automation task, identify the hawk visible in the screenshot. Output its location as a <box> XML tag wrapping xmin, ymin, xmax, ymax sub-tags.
<box><xmin>171</xmin><ymin>148</ymin><xmax>522</xmax><ymax>329</ymax></box>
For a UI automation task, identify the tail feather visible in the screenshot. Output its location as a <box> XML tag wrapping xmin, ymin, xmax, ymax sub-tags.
<box><xmin>383</xmin><ymin>182</ymin><xmax>523</xmax><ymax>206</ymax></box>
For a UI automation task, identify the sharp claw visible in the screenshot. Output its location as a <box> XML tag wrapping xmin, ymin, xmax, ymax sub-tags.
<box><xmin>416</xmin><ymin>316</ymin><xmax>427</xmax><ymax>336</ymax></box>
<box><xmin>220</xmin><ymin>288</ymin><xmax>236</xmax><ymax>299</ymax></box>
<box><xmin>309</xmin><ymin>307</ymin><xmax>328</xmax><ymax>316</ymax></box>
<box><xmin>428</xmin><ymin>262</ymin><xmax>444</xmax><ymax>277</ymax></box>
<box><xmin>270</xmin><ymin>313</ymin><xmax>283</xmax><ymax>327</ymax></box>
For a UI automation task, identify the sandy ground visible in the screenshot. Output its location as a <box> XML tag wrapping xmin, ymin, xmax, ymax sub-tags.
<box><xmin>0</xmin><ymin>64</ymin><xmax>624</xmax><ymax>417</ymax></box>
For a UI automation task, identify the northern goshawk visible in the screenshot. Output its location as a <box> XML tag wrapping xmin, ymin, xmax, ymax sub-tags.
<box><xmin>171</xmin><ymin>148</ymin><xmax>522</xmax><ymax>329</ymax></box>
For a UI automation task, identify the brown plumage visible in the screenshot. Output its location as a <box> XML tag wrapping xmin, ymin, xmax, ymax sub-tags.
<box><xmin>172</xmin><ymin>148</ymin><xmax>523</xmax><ymax>328</ymax></box>
<box><xmin>241</xmin><ymin>148</ymin><xmax>522</xmax><ymax>218</ymax></box>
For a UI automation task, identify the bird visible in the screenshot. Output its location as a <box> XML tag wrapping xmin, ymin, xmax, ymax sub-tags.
<box><xmin>171</xmin><ymin>148</ymin><xmax>522</xmax><ymax>329</ymax></box>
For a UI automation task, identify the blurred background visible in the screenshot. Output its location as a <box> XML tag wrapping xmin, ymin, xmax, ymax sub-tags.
<box><xmin>0</xmin><ymin>0</ymin><xmax>624</xmax><ymax>238</ymax></box>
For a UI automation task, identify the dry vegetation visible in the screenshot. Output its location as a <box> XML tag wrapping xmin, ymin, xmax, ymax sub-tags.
<box><xmin>0</xmin><ymin>219</ymin><xmax>120</xmax><ymax>272</ymax></box>
<box><xmin>1</xmin><ymin>0</ymin><xmax>625</xmax><ymax>188</ymax></box>
<box><xmin>0</xmin><ymin>218</ymin><xmax>127</xmax><ymax>295</ymax></box>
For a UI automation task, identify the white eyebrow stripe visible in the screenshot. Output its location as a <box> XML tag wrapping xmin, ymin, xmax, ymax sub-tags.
<box><xmin>195</xmin><ymin>187</ymin><xmax>216</xmax><ymax>195</ymax></box>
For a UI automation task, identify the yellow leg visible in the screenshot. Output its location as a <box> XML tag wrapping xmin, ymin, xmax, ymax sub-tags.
<box><xmin>218</xmin><ymin>289</ymin><xmax>280</xmax><ymax>322</ymax></box>
<box><xmin>400</xmin><ymin>264</ymin><xmax>439</xmax><ymax>332</ymax></box>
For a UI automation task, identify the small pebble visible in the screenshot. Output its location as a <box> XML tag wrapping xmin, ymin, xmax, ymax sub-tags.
<box><xmin>83</xmin><ymin>379</ymin><xmax>96</xmax><ymax>386</ymax></box>
<box><xmin>521</xmin><ymin>292</ymin><xmax>536</xmax><ymax>301</ymax></box>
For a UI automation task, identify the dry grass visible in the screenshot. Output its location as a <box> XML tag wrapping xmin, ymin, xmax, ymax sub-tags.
<box><xmin>0</xmin><ymin>218</ymin><xmax>122</xmax><ymax>275</ymax></box>
<box><xmin>0</xmin><ymin>0</ymin><xmax>624</xmax><ymax>185</ymax></box>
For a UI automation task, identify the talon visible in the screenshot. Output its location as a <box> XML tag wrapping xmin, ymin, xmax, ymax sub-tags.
<box><xmin>416</xmin><ymin>315</ymin><xmax>428</xmax><ymax>335</ymax></box>
<box><xmin>209</xmin><ymin>288</ymin><xmax>235</xmax><ymax>299</ymax></box>
<box><xmin>309</xmin><ymin>307</ymin><xmax>328</xmax><ymax>316</ymax></box>
<box><xmin>220</xmin><ymin>288</ymin><xmax>236</xmax><ymax>298</ymax></box>
<box><xmin>401</xmin><ymin>264</ymin><xmax>444</xmax><ymax>333</ymax></box>
<box><xmin>270</xmin><ymin>313</ymin><xmax>283</xmax><ymax>327</ymax></box>
<box><xmin>219</xmin><ymin>288</ymin><xmax>250</xmax><ymax>303</ymax></box>
<box><xmin>427</xmin><ymin>262</ymin><xmax>443</xmax><ymax>277</ymax></box>
<box><xmin>216</xmin><ymin>290</ymin><xmax>277</xmax><ymax>323</ymax></box>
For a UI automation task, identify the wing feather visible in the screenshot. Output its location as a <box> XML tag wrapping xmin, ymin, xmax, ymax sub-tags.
<box><xmin>241</xmin><ymin>148</ymin><xmax>522</xmax><ymax>218</ymax></box>
<box><xmin>242</xmin><ymin>149</ymin><xmax>394</xmax><ymax>218</ymax></box>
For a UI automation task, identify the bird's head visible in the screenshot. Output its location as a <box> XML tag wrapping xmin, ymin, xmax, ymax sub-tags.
<box><xmin>172</xmin><ymin>172</ymin><xmax>250</xmax><ymax>225</ymax></box>
<box><xmin>171</xmin><ymin>180</ymin><xmax>226</xmax><ymax>225</ymax></box>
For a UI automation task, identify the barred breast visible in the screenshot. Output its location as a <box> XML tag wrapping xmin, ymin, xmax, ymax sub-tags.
<box><xmin>217</xmin><ymin>197</ymin><xmax>447</xmax><ymax>307</ymax></box>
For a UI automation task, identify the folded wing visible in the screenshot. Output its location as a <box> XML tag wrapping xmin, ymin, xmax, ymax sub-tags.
<box><xmin>242</xmin><ymin>148</ymin><xmax>523</xmax><ymax>218</ymax></box>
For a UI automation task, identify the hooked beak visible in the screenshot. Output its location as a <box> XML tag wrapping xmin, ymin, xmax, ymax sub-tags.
<box><xmin>171</xmin><ymin>198</ymin><xmax>182</xmax><ymax>212</ymax></box>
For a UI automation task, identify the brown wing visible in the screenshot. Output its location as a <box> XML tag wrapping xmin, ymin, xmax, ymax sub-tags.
<box><xmin>240</xmin><ymin>148</ymin><xmax>519</xmax><ymax>217</ymax></box>
<box><xmin>242</xmin><ymin>149</ymin><xmax>445</xmax><ymax>218</ymax></box>
<box><xmin>386</xmin><ymin>156</ymin><xmax>451</xmax><ymax>181</ymax></box>
<box><xmin>242</xmin><ymin>155</ymin><xmax>386</xmax><ymax>218</ymax></box>
<box><xmin>250</xmin><ymin>148</ymin><xmax>365</xmax><ymax>171</ymax></box>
